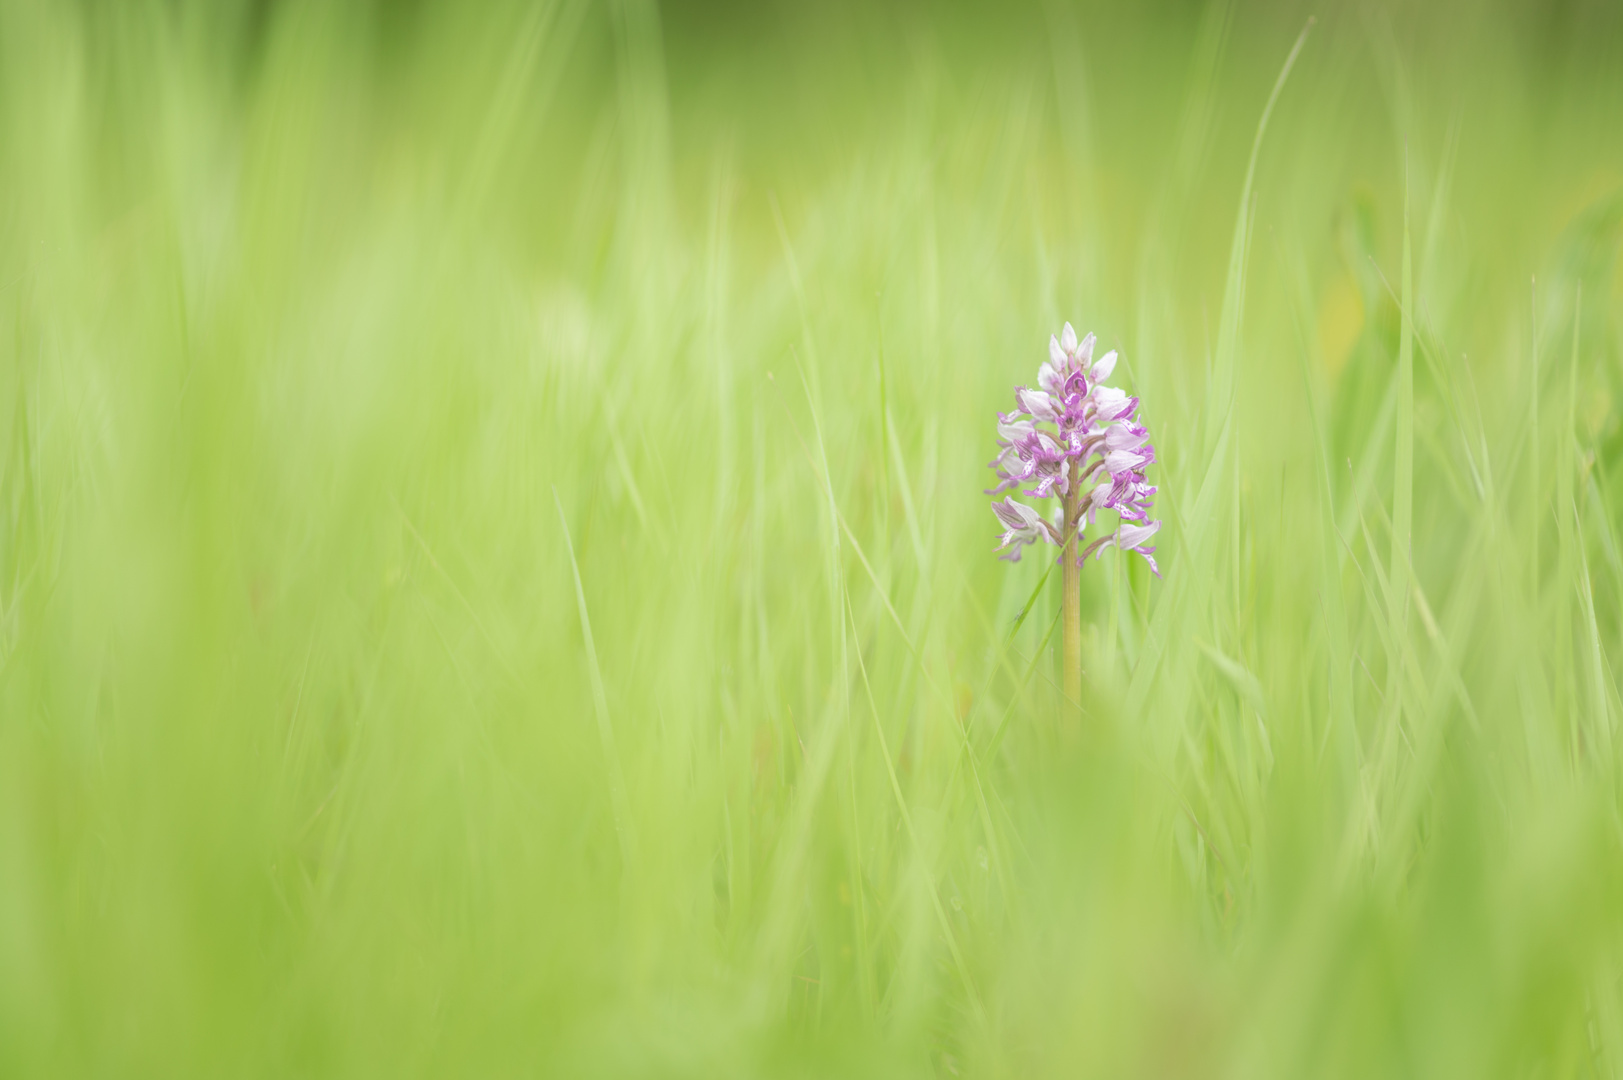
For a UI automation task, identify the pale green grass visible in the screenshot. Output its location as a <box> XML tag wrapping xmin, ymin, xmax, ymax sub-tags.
<box><xmin>3</xmin><ymin>1</ymin><xmax>1623</xmax><ymax>1077</ymax></box>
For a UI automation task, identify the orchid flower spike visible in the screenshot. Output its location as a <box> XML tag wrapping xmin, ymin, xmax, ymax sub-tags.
<box><xmin>987</xmin><ymin>322</ymin><xmax>1162</xmax><ymax>576</ymax></box>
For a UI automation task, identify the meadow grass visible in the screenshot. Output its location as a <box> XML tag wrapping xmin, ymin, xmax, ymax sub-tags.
<box><xmin>3</xmin><ymin>0</ymin><xmax>1623</xmax><ymax>1076</ymax></box>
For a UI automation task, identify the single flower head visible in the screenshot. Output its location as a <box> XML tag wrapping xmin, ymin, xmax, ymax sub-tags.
<box><xmin>986</xmin><ymin>322</ymin><xmax>1162</xmax><ymax>576</ymax></box>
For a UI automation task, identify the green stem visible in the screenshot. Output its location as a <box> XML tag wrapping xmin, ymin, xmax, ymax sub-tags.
<box><xmin>1062</xmin><ymin>487</ymin><xmax>1082</xmax><ymax>723</ymax></box>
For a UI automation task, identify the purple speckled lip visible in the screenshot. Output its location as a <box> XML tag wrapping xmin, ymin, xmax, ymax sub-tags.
<box><xmin>987</xmin><ymin>322</ymin><xmax>1161</xmax><ymax>576</ymax></box>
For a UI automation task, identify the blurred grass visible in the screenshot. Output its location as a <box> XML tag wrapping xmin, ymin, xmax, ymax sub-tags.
<box><xmin>3</xmin><ymin>0</ymin><xmax>1623</xmax><ymax>1075</ymax></box>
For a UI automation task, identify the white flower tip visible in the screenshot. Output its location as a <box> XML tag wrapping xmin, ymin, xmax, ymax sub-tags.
<box><xmin>1060</xmin><ymin>322</ymin><xmax>1078</xmax><ymax>355</ymax></box>
<box><xmin>1091</xmin><ymin>350</ymin><xmax>1118</xmax><ymax>381</ymax></box>
<box><xmin>1049</xmin><ymin>336</ymin><xmax>1066</xmax><ymax>366</ymax></box>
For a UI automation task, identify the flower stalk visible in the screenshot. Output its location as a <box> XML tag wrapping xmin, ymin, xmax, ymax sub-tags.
<box><xmin>1060</xmin><ymin>482</ymin><xmax>1083</xmax><ymax>716</ymax></box>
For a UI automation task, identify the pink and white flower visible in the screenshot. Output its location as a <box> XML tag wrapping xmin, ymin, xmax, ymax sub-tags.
<box><xmin>986</xmin><ymin>322</ymin><xmax>1162</xmax><ymax>575</ymax></box>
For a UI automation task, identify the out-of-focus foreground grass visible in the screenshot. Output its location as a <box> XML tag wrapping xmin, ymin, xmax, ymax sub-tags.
<box><xmin>3</xmin><ymin>0</ymin><xmax>1623</xmax><ymax>1075</ymax></box>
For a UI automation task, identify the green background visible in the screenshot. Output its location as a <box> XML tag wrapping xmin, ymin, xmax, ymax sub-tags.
<box><xmin>3</xmin><ymin>0</ymin><xmax>1623</xmax><ymax>1075</ymax></box>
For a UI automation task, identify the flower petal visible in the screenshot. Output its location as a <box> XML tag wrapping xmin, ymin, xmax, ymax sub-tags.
<box><xmin>1104</xmin><ymin>449</ymin><xmax>1146</xmax><ymax>476</ymax></box>
<box><xmin>1060</xmin><ymin>322</ymin><xmax>1078</xmax><ymax>356</ymax></box>
<box><xmin>1097</xmin><ymin>393</ymin><xmax>1139</xmax><ymax>422</ymax></box>
<box><xmin>1015</xmin><ymin>386</ymin><xmax>1060</xmax><ymax>422</ymax></box>
<box><xmin>1116</xmin><ymin>520</ymin><xmax>1161</xmax><ymax>550</ymax></box>
<box><xmin>1090</xmin><ymin>349</ymin><xmax>1117</xmax><ymax>382</ymax></box>
<box><xmin>1092</xmin><ymin>385</ymin><xmax>1126</xmax><ymax>413</ymax></box>
<box><xmin>992</xmin><ymin>497</ymin><xmax>1041</xmax><ymax>530</ymax></box>
<box><xmin>1076</xmin><ymin>332</ymin><xmax>1096</xmax><ymax>367</ymax></box>
<box><xmin>1037</xmin><ymin>361</ymin><xmax>1064</xmax><ymax>396</ymax></box>
<box><xmin>1103</xmin><ymin>422</ymin><xmax>1149</xmax><ymax>452</ymax></box>
<box><xmin>997</xmin><ymin>418</ymin><xmax>1035</xmax><ymax>442</ymax></box>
